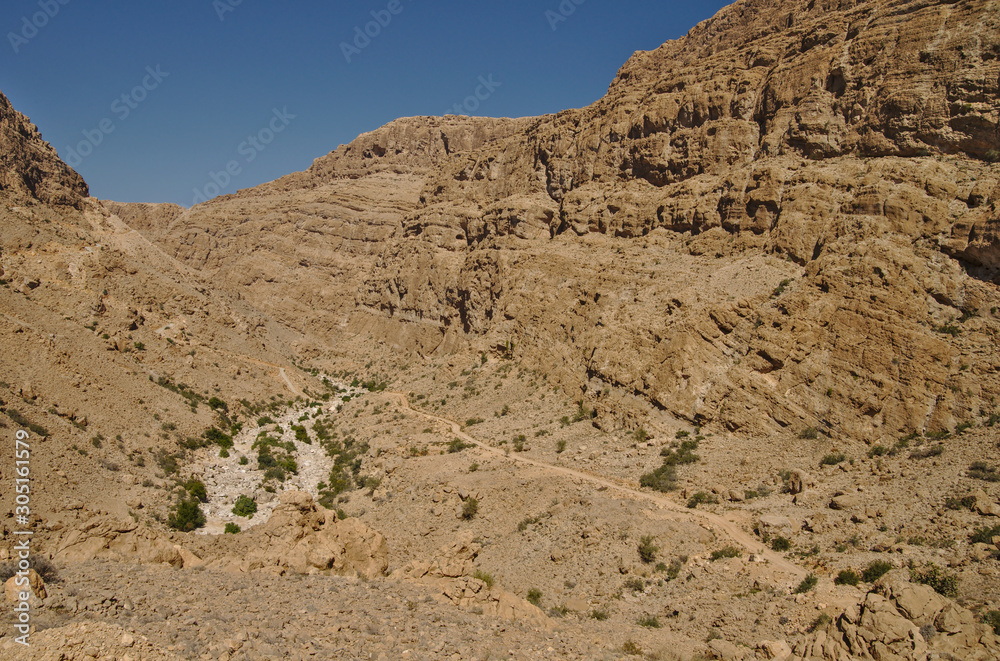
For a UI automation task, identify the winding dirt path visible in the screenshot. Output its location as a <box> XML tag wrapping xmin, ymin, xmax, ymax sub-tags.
<box><xmin>386</xmin><ymin>391</ymin><xmax>808</xmax><ymax>581</ymax></box>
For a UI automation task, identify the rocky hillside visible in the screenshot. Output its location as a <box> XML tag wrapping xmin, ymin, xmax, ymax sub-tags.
<box><xmin>119</xmin><ymin>0</ymin><xmax>1000</xmax><ymax>444</ymax></box>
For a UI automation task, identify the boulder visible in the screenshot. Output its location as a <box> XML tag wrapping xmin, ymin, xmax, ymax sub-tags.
<box><xmin>830</xmin><ymin>492</ymin><xmax>862</xmax><ymax>510</ymax></box>
<box><xmin>788</xmin><ymin>469</ymin><xmax>815</xmax><ymax>495</ymax></box>
<box><xmin>4</xmin><ymin>569</ymin><xmax>46</xmax><ymax>604</ymax></box>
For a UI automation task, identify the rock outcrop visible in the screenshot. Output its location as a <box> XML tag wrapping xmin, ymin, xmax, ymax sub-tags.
<box><xmin>393</xmin><ymin>532</ymin><xmax>549</xmax><ymax>626</ymax></box>
<box><xmin>790</xmin><ymin>570</ymin><xmax>1000</xmax><ymax>660</ymax></box>
<box><xmin>227</xmin><ymin>490</ymin><xmax>389</xmax><ymax>579</ymax></box>
<box><xmin>54</xmin><ymin>517</ymin><xmax>203</xmax><ymax>569</ymax></box>
<box><xmin>0</xmin><ymin>90</ymin><xmax>88</xmax><ymax>207</ymax></box>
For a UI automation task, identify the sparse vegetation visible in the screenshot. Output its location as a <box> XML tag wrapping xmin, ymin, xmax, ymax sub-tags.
<box><xmin>472</xmin><ymin>569</ymin><xmax>494</xmax><ymax>588</ymax></box>
<box><xmin>911</xmin><ymin>564</ymin><xmax>958</xmax><ymax>597</ymax></box>
<box><xmin>637</xmin><ymin>615</ymin><xmax>661</xmax><ymax>628</ymax></box>
<box><xmin>168</xmin><ymin>499</ymin><xmax>205</xmax><ymax>532</ymax></box>
<box><xmin>820</xmin><ymin>452</ymin><xmax>846</xmax><ymax>466</ymax></box>
<box><xmin>687</xmin><ymin>491</ymin><xmax>718</xmax><ymax>508</ymax></box>
<box><xmin>224</xmin><ymin>522</ymin><xmax>241</xmax><ymax>534</ymax></box>
<box><xmin>969</xmin><ymin>462</ymin><xmax>1000</xmax><ymax>482</ymax></box>
<box><xmin>710</xmin><ymin>546</ymin><xmax>741</xmax><ymax>561</ymax></box>
<box><xmin>835</xmin><ymin>569</ymin><xmax>861</xmax><ymax>586</ymax></box>
<box><xmin>183</xmin><ymin>478</ymin><xmax>208</xmax><ymax>503</ymax></box>
<box><xmin>794</xmin><ymin>574</ymin><xmax>818</xmax><ymax>593</ymax></box>
<box><xmin>770</xmin><ymin>536</ymin><xmax>792</xmax><ymax>552</ymax></box>
<box><xmin>461</xmin><ymin>497</ymin><xmax>478</xmax><ymax>520</ymax></box>
<box><xmin>799</xmin><ymin>427</ymin><xmax>819</xmax><ymax>440</ymax></box>
<box><xmin>448</xmin><ymin>438</ymin><xmax>473</xmax><ymax>453</ymax></box>
<box><xmin>638</xmin><ymin>535</ymin><xmax>658</xmax><ymax>563</ymax></box>
<box><xmin>526</xmin><ymin>588</ymin><xmax>542</xmax><ymax>606</ymax></box>
<box><xmin>862</xmin><ymin>560</ymin><xmax>894</xmax><ymax>583</ymax></box>
<box><xmin>232</xmin><ymin>495</ymin><xmax>258</xmax><ymax>518</ymax></box>
<box><xmin>970</xmin><ymin>524</ymin><xmax>1000</xmax><ymax>544</ymax></box>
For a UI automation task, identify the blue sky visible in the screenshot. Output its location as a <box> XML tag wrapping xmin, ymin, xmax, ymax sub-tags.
<box><xmin>0</xmin><ymin>0</ymin><xmax>730</xmax><ymax>206</ymax></box>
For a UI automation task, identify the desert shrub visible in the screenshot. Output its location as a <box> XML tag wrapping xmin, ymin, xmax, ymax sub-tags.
<box><xmin>232</xmin><ymin>495</ymin><xmax>257</xmax><ymax>518</ymax></box>
<box><xmin>168</xmin><ymin>499</ymin><xmax>205</xmax><ymax>532</ymax></box>
<box><xmin>794</xmin><ymin>574</ymin><xmax>818</xmax><ymax>593</ymax></box>
<box><xmin>640</xmin><ymin>463</ymin><xmax>677</xmax><ymax>492</ymax></box>
<box><xmin>687</xmin><ymin>491</ymin><xmax>718</xmax><ymax>508</ymax></box>
<box><xmin>526</xmin><ymin>588</ymin><xmax>542</xmax><ymax>606</ymax></box>
<box><xmin>203</xmin><ymin>426</ymin><xmax>233</xmax><ymax>448</ymax></box>
<box><xmin>771</xmin><ymin>536</ymin><xmax>792</xmax><ymax>552</ymax></box>
<box><xmin>820</xmin><ymin>453</ymin><xmax>846</xmax><ymax>466</ymax></box>
<box><xmin>622</xmin><ymin>640</ymin><xmax>643</xmax><ymax>656</ymax></box>
<box><xmin>910</xmin><ymin>444</ymin><xmax>944</xmax><ymax>460</ymax></box>
<box><xmin>155</xmin><ymin>449</ymin><xmax>180</xmax><ymax>475</ymax></box>
<box><xmin>224</xmin><ymin>523</ymin><xmax>241</xmax><ymax>534</ymax></box>
<box><xmin>969</xmin><ymin>462</ymin><xmax>1000</xmax><ymax>482</ymax></box>
<box><xmin>238</xmin><ymin>456</ymin><xmax>249</xmax><ymax>466</ymax></box>
<box><xmin>800</xmin><ymin>427</ymin><xmax>819</xmax><ymax>440</ymax></box>
<box><xmin>862</xmin><ymin>560</ymin><xmax>894</xmax><ymax>583</ymax></box>
<box><xmin>465</xmin><ymin>417</ymin><xmax>484</xmax><ymax>427</ymax></box>
<box><xmin>637</xmin><ymin>615</ymin><xmax>661</xmax><ymax>628</ymax></box>
<box><xmin>971</xmin><ymin>524</ymin><xmax>1000</xmax><ymax>544</ymax></box>
<box><xmin>944</xmin><ymin>494</ymin><xmax>976</xmax><ymax>510</ymax></box>
<box><xmin>809</xmin><ymin>613</ymin><xmax>833</xmax><ymax>632</ymax></box>
<box><xmin>207</xmin><ymin>397</ymin><xmax>228</xmax><ymax>412</ymax></box>
<box><xmin>448</xmin><ymin>438</ymin><xmax>473</xmax><ymax>453</ymax></box>
<box><xmin>257</xmin><ymin>416</ymin><xmax>274</xmax><ymax>426</ymax></box>
<box><xmin>462</xmin><ymin>497</ymin><xmax>478</xmax><ymax>520</ymax></box>
<box><xmin>472</xmin><ymin>569</ymin><xmax>494</xmax><ymax>588</ymax></box>
<box><xmin>590</xmin><ymin>609</ymin><xmax>609</xmax><ymax>621</ymax></box>
<box><xmin>660</xmin><ymin>439</ymin><xmax>700</xmax><ymax>465</ymax></box>
<box><xmin>638</xmin><ymin>535</ymin><xmax>658</xmax><ymax>563</ymax></box>
<box><xmin>982</xmin><ymin>610</ymin><xmax>1000</xmax><ymax>635</ymax></box>
<box><xmin>468</xmin><ymin>462</ymin><xmax>479</xmax><ymax>472</ymax></box>
<box><xmin>183</xmin><ymin>478</ymin><xmax>208</xmax><ymax>503</ymax></box>
<box><xmin>633</xmin><ymin>427</ymin><xmax>649</xmax><ymax>443</ymax></box>
<box><xmin>710</xmin><ymin>546</ymin><xmax>741</xmax><ymax>561</ymax></box>
<box><xmin>624</xmin><ymin>577</ymin><xmax>645</xmax><ymax>592</ymax></box>
<box><xmin>868</xmin><ymin>445</ymin><xmax>889</xmax><ymax>458</ymax></box>
<box><xmin>835</xmin><ymin>569</ymin><xmax>861</xmax><ymax>586</ymax></box>
<box><xmin>911</xmin><ymin>564</ymin><xmax>958</xmax><ymax>597</ymax></box>
<box><xmin>556</xmin><ymin>439</ymin><xmax>566</xmax><ymax>453</ymax></box>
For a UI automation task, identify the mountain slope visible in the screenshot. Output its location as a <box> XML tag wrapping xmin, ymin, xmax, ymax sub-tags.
<box><xmin>121</xmin><ymin>0</ymin><xmax>1000</xmax><ymax>443</ymax></box>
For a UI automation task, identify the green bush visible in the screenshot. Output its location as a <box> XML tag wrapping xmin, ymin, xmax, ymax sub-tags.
<box><xmin>710</xmin><ymin>546</ymin><xmax>741</xmax><ymax>561</ymax></box>
<box><xmin>820</xmin><ymin>453</ymin><xmax>846</xmax><ymax>466</ymax></box>
<box><xmin>204</xmin><ymin>426</ymin><xmax>233</xmax><ymax>448</ymax></box>
<box><xmin>911</xmin><ymin>564</ymin><xmax>958</xmax><ymax>597</ymax></box>
<box><xmin>448</xmin><ymin>438</ymin><xmax>473</xmax><ymax>453</ymax></box>
<box><xmin>638</xmin><ymin>535</ymin><xmax>658</xmax><ymax>563</ymax></box>
<box><xmin>835</xmin><ymin>569</ymin><xmax>860</xmax><ymax>586</ymax></box>
<box><xmin>224</xmin><ymin>522</ymin><xmax>241</xmax><ymax>534</ymax></box>
<box><xmin>640</xmin><ymin>463</ymin><xmax>677</xmax><ymax>492</ymax></box>
<box><xmin>232</xmin><ymin>495</ymin><xmax>257</xmax><ymax>518</ymax></box>
<box><xmin>862</xmin><ymin>560</ymin><xmax>894</xmax><ymax>583</ymax></box>
<box><xmin>472</xmin><ymin>569</ymin><xmax>494</xmax><ymax>588</ymax></box>
<box><xmin>637</xmin><ymin>615</ymin><xmax>661</xmax><ymax>628</ymax></box>
<box><xmin>687</xmin><ymin>491</ymin><xmax>718</xmax><ymax>508</ymax></box>
<box><xmin>910</xmin><ymin>444</ymin><xmax>944</xmax><ymax>460</ymax></box>
<box><xmin>590</xmin><ymin>609</ymin><xmax>609</xmax><ymax>621</ymax></box>
<box><xmin>168</xmin><ymin>499</ymin><xmax>205</xmax><ymax>532</ymax></box>
<box><xmin>462</xmin><ymin>497</ymin><xmax>478</xmax><ymax>520</ymax></box>
<box><xmin>556</xmin><ymin>439</ymin><xmax>567</xmax><ymax>453</ymax></box>
<box><xmin>799</xmin><ymin>427</ymin><xmax>819</xmax><ymax>440</ymax></box>
<box><xmin>526</xmin><ymin>588</ymin><xmax>542</xmax><ymax>606</ymax></box>
<box><xmin>982</xmin><ymin>610</ymin><xmax>1000</xmax><ymax>635</ymax></box>
<box><xmin>971</xmin><ymin>524</ymin><xmax>1000</xmax><ymax>544</ymax></box>
<box><xmin>207</xmin><ymin>397</ymin><xmax>228</xmax><ymax>412</ymax></box>
<box><xmin>794</xmin><ymin>574</ymin><xmax>818</xmax><ymax>593</ymax></box>
<box><xmin>969</xmin><ymin>462</ymin><xmax>1000</xmax><ymax>482</ymax></box>
<box><xmin>771</xmin><ymin>536</ymin><xmax>792</xmax><ymax>552</ymax></box>
<box><xmin>183</xmin><ymin>479</ymin><xmax>208</xmax><ymax>503</ymax></box>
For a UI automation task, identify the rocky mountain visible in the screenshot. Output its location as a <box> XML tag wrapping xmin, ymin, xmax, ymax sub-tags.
<box><xmin>3</xmin><ymin>0</ymin><xmax>1000</xmax><ymax>659</ymax></box>
<box><xmin>121</xmin><ymin>0</ymin><xmax>1000</xmax><ymax>444</ymax></box>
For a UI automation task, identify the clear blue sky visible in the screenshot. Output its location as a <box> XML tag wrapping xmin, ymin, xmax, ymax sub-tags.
<box><xmin>0</xmin><ymin>0</ymin><xmax>730</xmax><ymax>206</ymax></box>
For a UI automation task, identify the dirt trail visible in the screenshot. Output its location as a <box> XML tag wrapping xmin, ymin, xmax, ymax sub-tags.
<box><xmin>386</xmin><ymin>391</ymin><xmax>808</xmax><ymax>581</ymax></box>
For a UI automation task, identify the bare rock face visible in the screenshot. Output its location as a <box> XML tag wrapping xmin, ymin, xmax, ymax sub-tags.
<box><xmin>0</xmin><ymin>90</ymin><xmax>88</xmax><ymax>207</ymax></box>
<box><xmin>53</xmin><ymin>518</ymin><xmax>201</xmax><ymax>569</ymax></box>
<box><xmin>236</xmin><ymin>490</ymin><xmax>389</xmax><ymax>578</ymax></box>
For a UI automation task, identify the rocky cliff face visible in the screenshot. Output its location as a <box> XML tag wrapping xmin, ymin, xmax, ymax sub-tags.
<box><xmin>0</xmin><ymin>90</ymin><xmax>88</xmax><ymax>208</ymax></box>
<box><xmin>120</xmin><ymin>0</ymin><xmax>1000</xmax><ymax>442</ymax></box>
